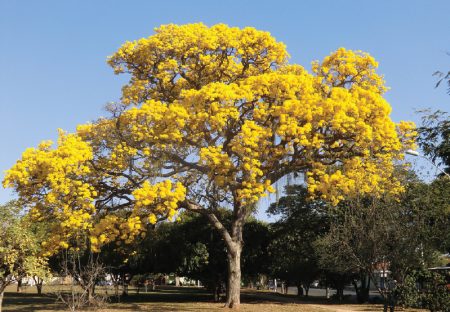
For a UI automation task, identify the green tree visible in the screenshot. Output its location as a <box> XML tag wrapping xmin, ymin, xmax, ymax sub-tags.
<box><xmin>267</xmin><ymin>185</ymin><xmax>329</xmax><ymax>296</ymax></box>
<box><xmin>138</xmin><ymin>211</ymin><xmax>271</xmax><ymax>301</ymax></box>
<box><xmin>315</xmin><ymin>171</ymin><xmax>449</xmax><ymax>304</ymax></box>
<box><xmin>416</xmin><ymin>110</ymin><xmax>450</xmax><ymax>175</ymax></box>
<box><xmin>0</xmin><ymin>202</ymin><xmax>50</xmax><ymax>311</ymax></box>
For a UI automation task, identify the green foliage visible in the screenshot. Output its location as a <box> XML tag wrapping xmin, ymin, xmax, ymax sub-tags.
<box><xmin>397</xmin><ymin>269</ymin><xmax>450</xmax><ymax>312</ymax></box>
<box><xmin>401</xmin><ymin>177</ymin><xmax>450</xmax><ymax>254</ymax></box>
<box><xmin>268</xmin><ymin>185</ymin><xmax>329</xmax><ymax>292</ymax></box>
<box><xmin>421</xmin><ymin>271</ymin><xmax>450</xmax><ymax>312</ymax></box>
<box><xmin>0</xmin><ymin>201</ymin><xmax>50</xmax><ymax>308</ymax></box>
<box><xmin>417</xmin><ymin>110</ymin><xmax>450</xmax><ymax>175</ymax></box>
<box><xmin>128</xmin><ymin>210</ymin><xmax>271</xmax><ymax>299</ymax></box>
<box><xmin>0</xmin><ymin>202</ymin><xmax>49</xmax><ymax>281</ymax></box>
<box><xmin>396</xmin><ymin>271</ymin><xmax>421</xmax><ymax>308</ymax></box>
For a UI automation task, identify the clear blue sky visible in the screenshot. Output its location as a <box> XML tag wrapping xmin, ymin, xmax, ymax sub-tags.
<box><xmin>1</xmin><ymin>0</ymin><xmax>449</xmax><ymax>218</ymax></box>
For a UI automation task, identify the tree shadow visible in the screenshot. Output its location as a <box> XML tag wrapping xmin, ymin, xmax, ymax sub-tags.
<box><xmin>3</xmin><ymin>292</ymin><xmax>63</xmax><ymax>311</ymax></box>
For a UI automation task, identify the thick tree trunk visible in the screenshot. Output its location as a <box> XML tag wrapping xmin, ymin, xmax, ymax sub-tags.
<box><xmin>188</xmin><ymin>200</ymin><xmax>245</xmax><ymax>309</ymax></box>
<box><xmin>224</xmin><ymin>243</ymin><xmax>242</xmax><ymax>309</ymax></box>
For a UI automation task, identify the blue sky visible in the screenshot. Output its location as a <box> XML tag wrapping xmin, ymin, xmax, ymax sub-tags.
<box><xmin>1</xmin><ymin>0</ymin><xmax>449</xmax><ymax>218</ymax></box>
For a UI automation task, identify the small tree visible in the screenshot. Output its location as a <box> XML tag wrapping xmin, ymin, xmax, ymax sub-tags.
<box><xmin>0</xmin><ymin>202</ymin><xmax>49</xmax><ymax>311</ymax></box>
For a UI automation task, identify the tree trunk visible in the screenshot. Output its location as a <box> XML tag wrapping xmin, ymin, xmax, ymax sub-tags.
<box><xmin>0</xmin><ymin>291</ymin><xmax>3</xmax><ymax>312</ymax></box>
<box><xmin>213</xmin><ymin>281</ymin><xmax>221</xmax><ymax>302</ymax></box>
<box><xmin>304</xmin><ymin>285</ymin><xmax>310</xmax><ymax>297</ymax></box>
<box><xmin>355</xmin><ymin>275</ymin><xmax>370</xmax><ymax>303</ymax></box>
<box><xmin>224</xmin><ymin>243</ymin><xmax>242</xmax><ymax>309</ymax></box>
<box><xmin>297</xmin><ymin>283</ymin><xmax>303</xmax><ymax>296</ymax></box>
<box><xmin>16</xmin><ymin>279</ymin><xmax>22</xmax><ymax>293</ymax></box>
<box><xmin>336</xmin><ymin>284</ymin><xmax>344</xmax><ymax>302</ymax></box>
<box><xmin>199</xmin><ymin>202</ymin><xmax>245</xmax><ymax>309</ymax></box>
<box><xmin>34</xmin><ymin>276</ymin><xmax>43</xmax><ymax>295</ymax></box>
<box><xmin>122</xmin><ymin>284</ymin><xmax>128</xmax><ymax>296</ymax></box>
<box><xmin>88</xmin><ymin>284</ymin><xmax>96</xmax><ymax>304</ymax></box>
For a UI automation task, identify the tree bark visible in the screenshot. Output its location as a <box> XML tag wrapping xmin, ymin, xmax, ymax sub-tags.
<box><xmin>36</xmin><ymin>284</ymin><xmax>42</xmax><ymax>295</ymax></box>
<box><xmin>304</xmin><ymin>285</ymin><xmax>310</xmax><ymax>297</ymax></box>
<box><xmin>297</xmin><ymin>283</ymin><xmax>303</xmax><ymax>296</ymax></box>
<box><xmin>212</xmin><ymin>281</ymin><xmax>221</xmax><ymax>302</ymax></box>
<box><xmin>225</xmin><ymin>243</ymin><xmax>242</xmax><ymax>309</ymax></box>
<box><xmin>16</xmin><ymin>279</ymin><xmax>22</xmax><ymax>293</ymax></box>
<box><xmin>184</xmin><ymin>199</ymin><xmax>244</xmax><ymax>309</ymax></box>
<box><xmin>88</xmin><ymin>284</ymin><xmax>96</xmax><ymax>304</ymax></box>
<box><xmin>34</xmin><ymin>276</ymin><xmax>43</xmax><ymax>295</ymax></box>
<box><xmin>0</xmin><ymin>291</ymin><xmax>3</xmax><ymax>312</ymax></box>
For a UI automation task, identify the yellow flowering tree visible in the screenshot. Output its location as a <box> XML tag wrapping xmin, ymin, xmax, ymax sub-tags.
<box><xmin>4</xmin><ymin>24</ymin><xmax>416</xmax><ymax>308</ymax></box>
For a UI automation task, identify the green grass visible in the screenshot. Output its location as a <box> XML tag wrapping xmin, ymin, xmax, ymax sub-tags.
<box><xmin>2</xmin><ymin>285</ymin><xmax>427</xmax><ymax>312</ymax></box>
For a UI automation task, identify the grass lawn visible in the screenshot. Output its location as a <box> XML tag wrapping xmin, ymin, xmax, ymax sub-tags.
<box><xmin>2</xmin><ymin>285</ymin><xmax>427</xmax><ymax>312</ymax></box>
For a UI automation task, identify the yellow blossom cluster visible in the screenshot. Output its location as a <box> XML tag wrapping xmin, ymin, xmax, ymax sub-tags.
<box><xmin>107</xmin><ymin>23</ymin><xmax>288</xmax><ymax>105</ymax></box>
<box><xmin>3</xmin><ymin>131</ymin><xmax>96</xmax><ymax>241</ymax></box>
<box><xmin>109</xmin><ymin>142</ymin><xmax>138</xmax><ymax>170</ymax></box>
<box><xmin>89</xmin><ymin>215</ymin><xmax>143</xmax><ymax>252</ymax></box>
<box><xmin>199</xmin><ymin>146</ymin><xmax>235</xmax><ymax>186</ymax></box>
<box><xmin>306</xmin><ymin>156</ymin><xmax>404</xmax><ymax>206</ymax></box>
<box><xmin>312</xmin><ymin>47</ymin><xmax>387</xmax><ymax>94</ymax></box>
<box><xmin>122</xmin><ymin>100</ymin><xmax>189</xmax><ymax>146</ymax></box>
<box><xmin>181</xmin><ymin>83</ymin><xmax>245</xmax><ymax>133</ymax></box>
<box><xmin>132</xmin><ymin>180</ymin><xmax>186</xmax><ymax>223</ymax></box>
<box><xmin>230</xmin><ymin>121</ymin><xmax>274</xmax><ymax>203</ymax></box>
<box><xmin>397</xmin><ymin>121</ymin><xmax>418</xmax><ymax>151</ymax></box>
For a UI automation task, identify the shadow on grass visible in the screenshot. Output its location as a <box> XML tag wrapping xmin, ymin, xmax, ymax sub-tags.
<box><xmin>3</xmin><ymin>292</ymin><xmax>63</xmax><ymax>312</ymax></box>
<box><xmin>3</xmin><ymin>286</ymin><xmax>371</xmax><ymax>311</ymax></box>
<box><xmin>115</xmin><ymin>287</ymin><xmax>214</xmax><ymax>304</ymax></box>
<box><xmin>118</xmin><ymin>287</ymin><xmax>302</xmax><ymax>306</ymax></box>
<box><xmin>241</xmin><ymin>289</ymin><xmax>349</xmax><ymax>305</ymax></box>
